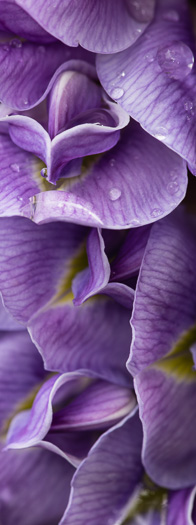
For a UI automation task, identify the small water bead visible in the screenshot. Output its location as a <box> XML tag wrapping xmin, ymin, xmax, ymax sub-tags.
<box><xmin>130</xmin><ymin>218</ymin><xmax>140</xmax><ymax>226</ymax></box>
<box><xmin>109</xmin><ymin>158</ymin><xmax>116</xmax><ymax>167</ymax></box>
<box><xmin>126</xmin><ymin>0</ymin><xmax>155</xmax><ymax>23</ymax></box>
<box><xmin>157</xmin><ymin>41</ymin><xmax>194</xmax><ymax>81</ymax></box>
<box><xmin>37</xmin><ymin>45</ymin><xmax>45</xmax><ymax>54</ymax></box>
<box><xmin>109</xmin><ymin>188</ymin><xmax>121</xmax><ymax>201</ymax></box>
<box><xmin>151</xmin><ymin>208</ymin><xmax>162</xmax><ymax>218</ymax></box>
<box><xmin>154</xmin><ymin>126</ymin><xmax>168</xmax><ymax>141</ymax></box>
<box><xmin>10</xmin><ymin>163</ymin><xmax>20</xmax><ymax>172</ymax></box>
<box><xmin>163</xmin><ymin>10</ymin><xmax>180</xmax><ymax>22</ymax></box>
<box><xmin>10</xmin><ymin>39</ymin><xmax>22</xmax><ymax>48</ymax></box>
<box><xmin>167</xmin><ymin>181</ymin><xmax>179</xmax><ymax>194</ymax></box>
<box><xmin>2</xmin><ymin>44</ymin><xmax>10</xmax><ymax>52</ymax></box>
<box><xmin>145</xmin><ymin>51</ymin><xmax>155</xmax><ymax>63</ymax></box>
<box><xmin>110</xmin><ymin>87</ymin><xmax>124</xmax><ymax>100</ymax></box>
<box><xmin>41</xmin><ymin>168</ymin><xmax>47</xmax><ymax>178</ymax></box>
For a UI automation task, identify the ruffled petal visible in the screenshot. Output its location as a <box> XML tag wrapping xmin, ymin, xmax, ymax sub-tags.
<box><xmin>97</xmin><ymin>0</ymin><xmax>196</xmax><ymax>171</ymax></box>
<box><xmin>15</xmin><ymin>0</ymin><xmax>155</xmax><ymax>53</ymax></box>
<box><xmin>60</xmin><ymin>411</ymin><xmax>143</xmax><ymax>525</ymax></box>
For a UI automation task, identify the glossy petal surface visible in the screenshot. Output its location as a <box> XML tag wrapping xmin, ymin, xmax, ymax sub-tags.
<box><xmin>97</xmin><ymin>0</ymin><xmax>196</xmax><ymax>171</ymax></box>
<box><xmin>15</xmin><ymin>0</ymin><xmax>155</xmax><ymax>53</ymax></box>
<box><xmin>22</xmin><ymin>121</ymin><xmax>187</xmax><ymax>229</ymax></box>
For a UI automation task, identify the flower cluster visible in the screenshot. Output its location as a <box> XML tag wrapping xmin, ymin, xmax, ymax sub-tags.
<box><xmin>0</xmin><ymin>0</ymin><xmax>196</xmax><ymax>524</ymax></box>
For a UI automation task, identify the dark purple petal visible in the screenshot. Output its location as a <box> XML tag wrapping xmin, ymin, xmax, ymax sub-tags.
<box><xmin>22</xmin><ymin>121</ymin><xmax>187</xmax><ymax>228</ymax></box>
<box><xmin>97</xmin><ymin>0</ymin><xmax>196</xmax><ymax>171</ymax></box>
<box><xmin>100</xmin><ymin>283</ymin><xmax>134</xmax><ymax>310</ymax></box>
<box><xmin>15</xmin><ymin>0</ymin><xmax>155</xmax><ymax>53</ymax></box>
<box><xmin>72</xmin><ymin>229</ymin><xmax>110</xmax><ymax>306</ymax></box>
<box><xmin>60</xmin><ymin>411</ymin><xmax>143</xmax><ymax>525</ymax></box>
<box><xmin>0</xmin><ymin>41</ymin><xmax>95</xmax><ymax>110</ymax></box>
<box><xmin>0</xmin><ymin>331</ymin><xmax>45</xmax><ymax>432</ymax></box>
<box><xmin>167</xmin><ymin>487</ymin><xmax>196</xmax><ymax>525</ymax></box>
<box><xmin>110</xmin><ymin>225</ymin><xmax>151</xmax><ymax>280</ymax></box>
<box><xmin>0</xmin><ymin>444</ymin><xmax>74</xmax><ymax>525</ymax></box>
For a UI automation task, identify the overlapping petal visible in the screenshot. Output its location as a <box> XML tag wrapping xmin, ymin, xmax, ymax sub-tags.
<box><xmin>97</xmin><ymin>0</ymin><xmax>196</xmax><ymax>172</ymax></box>
<box><xmin>0</xmin><ymin>330</ymin><xmax>45</xmax><ymax>432</ymax></box>
<box><xmin>167</xmin><ymin>487</ymin><xmax>196</xmax><ymax>525</ymax></box>
<box><xmin>0</xmin><ymin>42</ymin><xmax>94</xmax><ymax>110</ymax></box>
<box><xmin>21</xmin><ymin>121</ymin><xmax>187</xmax><ymax>228</ymax></box>
<box><xmin>0</xmin><ymin>444</ymin><xmax>74</xmax><ymax>525</ymax></box>
<box><xmin>128</xmin><ymin>208</ymin><xmax>196</xmax><ymax>488</ymax></box>
<box><xmin>15</xmin><ymin>0</ymin><xmax>155</xmax><ymax>53</ymax></box>
<box><xmin>60</xmin><ymin>410</ymin><xmax>143</xmax><ymax>525</ymax></box>
<box><xmin>0</xmin><ymin>0</ymin><xmax>54</xmax><ymax>42</ymax></box>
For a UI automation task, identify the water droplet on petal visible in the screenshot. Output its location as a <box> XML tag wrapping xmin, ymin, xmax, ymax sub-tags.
<box><xmin>163</xmin><ymin>10</ymin><xmax>180</xmax><ymax>22</ymax></box>
<box><xmin>23</xmin><ymin>99</ymin><xmax>29</xmax><ymax>106</ymax></box>
<box><xmin>10</xmin><ymin>163</ymin><xmax>20</xmax><ymax>172</ymax></box>
<box><xmin>37</xmin><ymin>45</ymin><xmax>45</xmax><ymax>54</ymax></box>
<box><xmin>41</xmin><ymin>168</ymin><xmax>47</xmax><ymax>178</ymax></box>
<box><xmin>11</xmin><ymin>38</ymin><xmax>22</xmax><ymax>48</ymax></box>
<box><xmin>109</xmin><ymin>158</ymin><xmax>116</xmax><ymax>167</ymax></box>
<box><xmin>2</xmin><ymin>44</ymin><xmax>10</xmax><ymax>52</ymax></box>
<box><xmin>110</xmin><ymin>87</ymin><xmax>124</xmax><ymax>100</ymax></box>
<box><xmin>109</xmin><ymin>188</ymin><xmax>121</xmax><ymax>201</ymax></box>
<box><xmin>151</xmin><ymin>208</ymin><xmax>162</xmax><ymax>218</ymax></box>
<box><xmin>154</xmin><ymin>126</ymin><xmax>168</xmax><ymax>140</ymax></box>
<box><xmin>130</xmin><ymin>218</ymin><xmax>140</xmax><ymax>226</ymax></box>
<box><xmin>145</xmin><ymin>51</ymin><xmax>155</xmax><ymax>63</ymax></box>
<box><xmin>184</xmin><ymin>99</ymin><xmax>195</xmax><ymax>120</ymax></box>
<box><xmin>167</xmin><ymin>181</ymin><xmax>179</xmax><ymax>194</ymax></box>
<box><xmin>157</xmin><ymin>41</ymin><xmax>194</xmax><ymax>80</ymax></box>
<box><xmin>125</xmin><ymin>0</ymin><xmax>155</xmax><ymax>23</ymax></box>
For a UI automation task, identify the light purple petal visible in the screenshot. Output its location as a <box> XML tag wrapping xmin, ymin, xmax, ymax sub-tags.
<box><xmin>29</xmin><ymin>297</ymin><xmax>132</xmax><ymax>387</ymax></box>
<box><xmin>0</xmin><ymin>444</ymin><xmax>74</xmax><ymax>525</ymax></box>
<box><xmin>0</xmin><ymin>330</ymin><xmax>45</xmax><ymax>431</ymax></box>
<box><xmin>48</xmin><ymin>70</ymin><xmax>102</xmax><ymax>139</ymax></box>
<box><xmin>127</xmin><ymin>207</ymin><xmax>196</xmax><ymax>488</ymax></box>
<box><xmin>0</xmin><ymin>296</ymin><xmax>22</xmax><ymax>331</ymax></box>
<box><xmin>60</xmin><ymin>410</ymin><xmax>143</xmax><ymax>525</ymax></box>
<box><xmin>0</xmin><ymin>41</ymin><xmax>94</xmax><ymax>110</ymax></box>
<box><xmin>100</xmin><ymin>282</ymin><xmax>134</xmax><ymax>310</ymax></box>
<box><xmin>0</xmin><ymin>131</ymin><xmax>41</xmax><ymax>216</ymax></box>
<box><xmin>15</xmin><ymin>0</ymin><xmax>155</xmax><ymax>53</ymax></box>
<box><xmin>128</xmin><ymin>207</ymin><xmax>196</xmax><ymax>375</ymax></box>
<box><xmin>22</xmin><ymin>121</ymin><xmax>187</xmax><ymax>228</ymax></box>
<box><xmin>97</xmin><ymin>0</ymin><xmax>196</xmax><ymax>170</ymax></box>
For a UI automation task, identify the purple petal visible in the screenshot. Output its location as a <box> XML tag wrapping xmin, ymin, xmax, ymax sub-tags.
<box><xmin>0</xmin><ymin>445</ymin><xmax>74</xmax><ymax>525</ymax></box>
<box><xmin>97</xmin><ymin>0</ymin><xmax>196</xmax><ymax>170</ymax></box>
<box><xmin>0</xmin><ymin>296</ymin><xmax>22</xmax><ymax>331</ymax></box>
<box><xmin>100</xmin><ymin>282</ymin><xmax>134</xmax><ymax>310</ymax></box>
<box><xmin>72</xmin><ymin>229</ymin><xmax>110</xmax><ymax>306</ymax></box>
<box><xmin>48</xmin><ymin>70</ymin><xmax>102</xmax><ymax>139</ymax></box>
<box><xmin>0</xmin><ymin>41</ymin><xmax>94</xmax><ymax>110</ymax></box>
<box><xmin>167</xmin><ymin>487</ymin><xmax>196</xmax><ymax>525</ymax></box>
<box><xmin>0</xmin><ymin>330</ymin><xmax>45</xmax><ymax>431</ymax></box>
<box><xmin>29</xmin><ymin>297</ymin><xmax>132</xmax><ymax>387</ymax></box>
<box><xmin>0</xmin><ymin>0</ymin><xmax>54</xmax><ymax>42</ymax></box>
<box><xmin>60</xmin><ymin>411</ymin><xmax>143</xmax><ymax>525</ymax></box>
<box><xmin>110</xmin><ymin>225</ymin><xmax>151</xmax><ymax>280</ymax></box>
<box><xmin>15</xmin><ymin>0</ymin><xmax>155</xmax><ymax>53</ymax></box>
<box><xmin>128</xmin><ymin>207</ymin><xmax>196</xmax><ymax>375</ymax></box>
<box><xmin>0</xmin><ymin>217</ymin><xmax>86</xmax><ymax>323</ymax></box>
<box><xmin>22</xmin><ymin>121</ymin><xmax>187</xmax><ymax>228</ymax></box>
<box><xmin>0</xmin><ymin>131</ymin><xmax>41</xmax><ymax>216</ymax></box>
